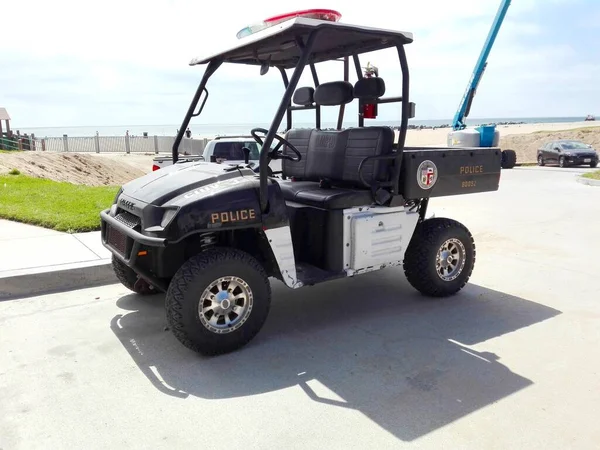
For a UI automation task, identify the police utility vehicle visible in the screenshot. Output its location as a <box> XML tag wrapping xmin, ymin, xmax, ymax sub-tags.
<box><xmin>101</xmin><ymin>9</ymin><xmax>503</xmax><ymax>356</ymax></box>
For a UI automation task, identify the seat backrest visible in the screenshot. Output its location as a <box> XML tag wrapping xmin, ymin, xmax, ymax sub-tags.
<box><xmin>292</xmin><ymin>86</ymin><xmax>315</xmax><ymax>106</ymax></box>
<box><xmin>282</xmin><ymin>80</ymin><xmax>394</xmax><ymax>188</ymax></box>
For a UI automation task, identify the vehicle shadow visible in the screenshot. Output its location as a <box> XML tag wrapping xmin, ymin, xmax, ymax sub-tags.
<box><xmin>110</xmin><ymin>268</ymin><xmax>561</xmax><ymax>442</ymax></box>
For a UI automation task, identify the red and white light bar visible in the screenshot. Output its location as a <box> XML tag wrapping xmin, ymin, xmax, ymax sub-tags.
<box><xmin>236</xmin><ymin>9</ymin><xmax>342</xmax><ymax>39</ymax></box>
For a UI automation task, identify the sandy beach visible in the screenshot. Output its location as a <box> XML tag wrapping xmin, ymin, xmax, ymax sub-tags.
<box><xmin>402</xmin><ymin>120</ymin><xmax>600</xmax><ymax>147</ymax></box>
<box><xmin>1</xmin><ymin>121</ymin><xmax>598</xmax><ymax>185</ymax></box>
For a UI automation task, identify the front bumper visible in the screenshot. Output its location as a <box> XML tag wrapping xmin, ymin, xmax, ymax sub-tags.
<box><xmin>101</xmin><ymin>209</ymin><xmax>172</xmax><ymax>291</ymax></box>
<box><xmin>565</xmin><ymin>155</ymin><xmax>598</xmax><ymax>165</ymax></box>
<box><xmin>101</xmin><ymin>208</ymin><xmax>166</xmax><ymax>261</ymax></box>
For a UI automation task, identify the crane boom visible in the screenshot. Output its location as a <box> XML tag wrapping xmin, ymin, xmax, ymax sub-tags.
<box><xmin>451</xmin><ymin>0</ymin><xmax>512</xmax><ymax>130</ymax></box>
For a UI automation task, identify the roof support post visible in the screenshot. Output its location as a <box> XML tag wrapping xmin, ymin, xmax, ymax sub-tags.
<box><xmin>172</xmin><ymin>59</ymin><xmax>222</xmax><ymax>163</ymax></box>
<box><xmin>259</xmin><ymin>30</ymin><xmax>319</xmax><ymax>213</ymax></box>
<box><xmin>336</xmin><ymin>56</ymin><xmax>349</xmax><ymax>130</ymax></box>
<box><xmin>396</xmin><ymin>43</ymin><xmax>410</xmax><ymax>150</ymax></box>
<box><xmin>278</xmin><ymin>67</ymin><xmax>292</xmax><ymax>131</ymax></box>
<box><xmin>352</xmin><ymin>54</ymin><xmax>364</xmax><ymax>127</ymax></box>
<box><xmin>309</xmin><ymin>63</ymin><xmax>321</xmax><ymax>129</ymax></box>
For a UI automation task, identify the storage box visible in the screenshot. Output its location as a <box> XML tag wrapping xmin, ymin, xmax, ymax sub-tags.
<box><xmin>399</xmin><ymin>147</ymin><xmax>502</xmax><ymax>200</ymax></box>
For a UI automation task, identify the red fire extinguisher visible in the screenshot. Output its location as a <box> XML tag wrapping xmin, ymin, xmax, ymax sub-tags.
<box><xmin>362</xmin><ymin>62</ymin><xmax>378</xmax><ymax>119</ymax></box>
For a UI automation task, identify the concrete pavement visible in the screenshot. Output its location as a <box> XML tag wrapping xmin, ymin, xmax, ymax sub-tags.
<box><xmin>1</xmin><ymin>166</ymin><xmax>600</xmax><ymax>449</ymax></box>
<box><xmin>0</xmin><ymin>219</ymin><xmax>115</xmax><ymax>299</ymax></box>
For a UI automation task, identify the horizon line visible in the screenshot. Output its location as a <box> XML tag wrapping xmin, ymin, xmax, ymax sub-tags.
<box><xmin>14</xmin><ymin>115</ymin><xmax>595</xmax><ymax>129</ymax></box>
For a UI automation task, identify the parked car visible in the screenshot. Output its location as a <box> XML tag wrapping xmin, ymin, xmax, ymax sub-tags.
<box><xmin>152</xmin><ymin>136</ymin><xmax>272</xmax><ymax>174</ymax></box>
<box><xmin>537</xmin><ymin>140</ymin><xmax>598</xmax><ymax>168</ymax></box>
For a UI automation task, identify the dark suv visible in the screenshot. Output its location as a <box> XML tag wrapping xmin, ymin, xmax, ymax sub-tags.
<box><xmin>538</xmin><ymin>140</ymin><xmax>598</xmax><ymax>168</ymax></box>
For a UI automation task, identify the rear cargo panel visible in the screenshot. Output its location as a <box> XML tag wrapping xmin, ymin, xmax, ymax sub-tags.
<box><xmin>399</xmin><ymin>147</ymin><xmax>502</xmax><ymax>200</ymax></box>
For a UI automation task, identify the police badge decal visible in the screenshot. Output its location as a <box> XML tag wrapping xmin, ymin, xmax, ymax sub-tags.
<box><xmin>416</xmin><ymin>160</ymin><xmax>438</xmax><ymax>190</ymax></box>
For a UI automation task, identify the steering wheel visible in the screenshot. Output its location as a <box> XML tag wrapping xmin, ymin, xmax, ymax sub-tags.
<box><xmin>250</xmin><ymin>128</ymin><xmax>302</xmax><ymax>163</ymax></box>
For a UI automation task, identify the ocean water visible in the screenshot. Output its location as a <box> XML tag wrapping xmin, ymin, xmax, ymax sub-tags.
<box><xmin>15</xmin><ymin>117</ymin><xmax>589</xmax><ymax>138</ymax></box>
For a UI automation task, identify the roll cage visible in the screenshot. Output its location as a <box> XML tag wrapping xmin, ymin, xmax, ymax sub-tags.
<box><xmin>172</xmin><ymin>17</ymin><xmax>416</xmax><ymax>212</ymax></box>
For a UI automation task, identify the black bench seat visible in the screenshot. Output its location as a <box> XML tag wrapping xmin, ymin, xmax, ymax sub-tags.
<box><xmin>275</xmin><ymin>79</ymin><xmax>397</xmax><ymax>210</ymax></box>
<box><xmin>278</xmin><ymin>180</ymin><xmax>374</xmax><ymax>209</ymax></box>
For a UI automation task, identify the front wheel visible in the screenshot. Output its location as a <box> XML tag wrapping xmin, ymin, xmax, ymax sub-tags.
<box><xmin>559</xmin><ymin>156</ymin><xmax>566</xmax><ymax>168</ymax></box>
<box><xmin>112</xmin><ymin>256</ymin><xmax>157</xmax><ymax>295</ymax></box>
<box><xmin>403</xmin><ymin>218</ymin><xmax>475</xmax><ymax>298</ymax></box>
<box><xmin>165</xmin><ymin>247</ymin><xmax>271</xmax><ymax>356</ymax></box>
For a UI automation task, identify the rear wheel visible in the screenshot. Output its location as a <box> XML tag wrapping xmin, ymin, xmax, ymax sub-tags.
<box><xmin>403</xmin><ymin>218</ymin><xmax>475</xmax><ymax>298</ymax></box>
<box><xmin>591</xmin><ymin>161</ymin><xmax>597</xmax><ymax>168</ymax></box>
<box><xmin>112</xmin><ymin>256</ymin><xmax>156</xmax><ymax>295</ymax></box>
<box><xmin>165</xmin><ymin>247</ymin><xmax>271</xmax><ymax>356</ymax></box>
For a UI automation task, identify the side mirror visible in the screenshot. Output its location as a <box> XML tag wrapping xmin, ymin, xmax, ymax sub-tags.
<box><xmin>241</xmin><ymin>147</ymin><xmax>251</xmax><ymax>164</ymax></box>
<box><xmin>555</xmin><ymin>147</ymin><xmax>561</xmax><ymax>151</ymax></box>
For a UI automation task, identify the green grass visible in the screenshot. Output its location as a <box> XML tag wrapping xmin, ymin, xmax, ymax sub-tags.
<box><xmin>0</xmin><ymin>174</ymin><xmax>119</xmax><ymax>232</ymax></box>
<box><xmin>582</xmin><ymin>170</ymin><xmax>600</xmax><ymax>181</ymax></box>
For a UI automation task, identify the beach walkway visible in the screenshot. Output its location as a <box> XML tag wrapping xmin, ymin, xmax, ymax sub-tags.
<box><xmin>0</xmin><ymin>219</ymin><xmax>114</xmax><ymax>299</ymax></box>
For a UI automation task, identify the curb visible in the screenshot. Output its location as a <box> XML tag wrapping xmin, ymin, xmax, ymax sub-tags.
<box><xmin>0</xmin><ymin>260</ymin><xmax>116</xmax><ymax>301</ymax></box>
<box><xmin>576</xmin><ymin>175</ymin><xmax>600</xmax><ymax>187</ymax></box>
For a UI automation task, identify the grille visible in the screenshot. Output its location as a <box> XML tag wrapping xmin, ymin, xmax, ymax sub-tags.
<box><xmin>115</xmin><ymin>211</ymin><xmax>141</xmax><ymax>229</ymax></box>
<box><xmin>107</xmin><ymin>225</ymin><xmax>128</xmax><ymax>256</ymax></box>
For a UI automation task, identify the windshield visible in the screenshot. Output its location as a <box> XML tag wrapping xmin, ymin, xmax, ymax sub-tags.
<box><xmin>561</xmin><ymin>141</ymin><xmax>590</xmax><ymax>150</ymax></box>
<box><xmin>213</xmin><ymin>141</ymin><xmax>262</xmax><ymax>160</ymax></box>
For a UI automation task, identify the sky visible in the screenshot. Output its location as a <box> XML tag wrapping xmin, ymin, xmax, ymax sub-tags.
<box><xmin>2</xmin><ymin>0</ymin><xmax>600</xmax><ymax>129</ymax></box>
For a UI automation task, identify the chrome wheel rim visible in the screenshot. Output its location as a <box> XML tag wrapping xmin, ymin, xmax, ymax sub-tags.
<box><xmin>436</xmin><ymin>238</ymin><xmax>466</xmax><ymax>282</ymax></box>
<box><xmin>198</xmin><ymin>276</ymin><xmax>253</xmax><ymax>334</ymax></box>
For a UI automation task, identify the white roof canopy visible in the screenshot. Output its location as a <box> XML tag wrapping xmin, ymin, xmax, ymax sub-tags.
<box><xmin>190</xmin><ymin>18</ymin><xmax>413</xmax><ymax>69</ymax></box>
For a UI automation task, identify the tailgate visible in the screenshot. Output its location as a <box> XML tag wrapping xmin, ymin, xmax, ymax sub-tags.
<box><xmin>399</xmin><ymin>147</ymin><xmax>502</xmax><ymax>200</ymax></box>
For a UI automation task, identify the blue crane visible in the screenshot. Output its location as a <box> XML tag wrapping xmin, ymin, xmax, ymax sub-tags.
<box><xmin>452</xmin><ymin>0</ymin><xmax>512</xmax><ymax>131</ymax></box>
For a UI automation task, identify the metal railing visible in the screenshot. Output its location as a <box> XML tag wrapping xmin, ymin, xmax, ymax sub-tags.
<box><xmin>1</xmin><ymin>133</ymin><xmax>208</xmax><ymax>155</ymax></box>
<box><xmin>1</xmin><ymin>135</ymin><xmax>43</xmax><ymax>151</ymax></box>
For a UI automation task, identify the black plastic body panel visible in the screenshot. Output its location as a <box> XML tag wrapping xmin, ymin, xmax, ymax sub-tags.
<box><xmin>286</xmin><ymin>202</ymin><xmax>344</xmax><ymax>272</ymax></box>
<box><xmin>100</xmin><ymin>167</ymin><xmax>289</xmax><ymax>285</ymax></box>
<box><xmin>399</xmin><ymin>147</ymin><xmax>502</xmax><ymax>200</ymax></box>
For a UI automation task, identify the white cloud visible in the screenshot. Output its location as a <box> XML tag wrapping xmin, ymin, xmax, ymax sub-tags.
<box><xmin>1</xmin><ymin>0</ymin><xmax>598</xmax><ymax>128</ymax></box>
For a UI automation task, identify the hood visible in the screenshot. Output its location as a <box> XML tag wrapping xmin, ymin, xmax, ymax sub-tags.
<box><xmin>122</xmin><ymin>160</ymin><xmax>256</xmax><ymax>206</ymax></box>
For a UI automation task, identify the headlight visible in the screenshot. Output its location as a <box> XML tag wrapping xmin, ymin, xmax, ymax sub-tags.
<box><xmin>564</xmin><ymin>152</ymin><xmax>572</xmax><ymax>157</ymax></box>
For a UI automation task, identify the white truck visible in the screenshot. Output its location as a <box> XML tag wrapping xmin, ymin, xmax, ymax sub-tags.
<box><xmin>151</xmin><ymin>135</ymin><xmax>266</xmax><ymax>172</ymax></box>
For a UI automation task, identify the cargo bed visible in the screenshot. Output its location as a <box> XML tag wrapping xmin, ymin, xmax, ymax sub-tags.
<box><xmin>399</xmin><ymin>146</ymin><xmax>502</xmax><ymax>200</ymax></box>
